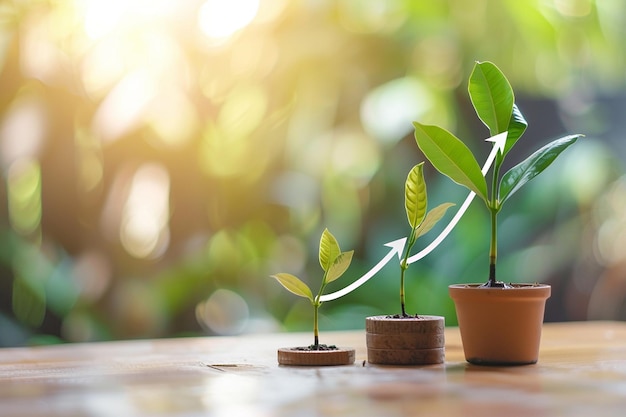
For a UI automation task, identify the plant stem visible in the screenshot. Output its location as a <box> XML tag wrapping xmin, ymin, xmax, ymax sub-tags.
<box><xmin>400</xmin><ymin>228</ymin><xmax>417</xmax><ymax>317</ymax></box>
<box><xmin>489</xmin><ymin>206</ymin><xmax>497</xmax><ymax>285</ymax></box>
<box><xmin>313</xmin><ymin>302</ymin><xmax>319</xmax><ymax>348</ymax></box>
<box><xmin>312</xmin><ymin>272</ymin><xmax>329</xmax><ymax>349</ymax></box>
<box><xmin>488</xmin><ymin>156</ymin><xmax>501</xmax><ymax>287</ymax></box>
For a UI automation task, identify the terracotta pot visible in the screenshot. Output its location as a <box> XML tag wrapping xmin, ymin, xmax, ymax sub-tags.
<box><xmin>277</xmin><ymin>347</ymin><xmax>355</xmax><ymax>366</ymax></box>
<box><xmin>365</xmin><ymin>315</ymin><xmax>445</xmax><ymax>365</ymax></box>
<box><xmin>449</xmin><ymin>283</ymin><xmax>551</xmax><ymax>366</ymax></box>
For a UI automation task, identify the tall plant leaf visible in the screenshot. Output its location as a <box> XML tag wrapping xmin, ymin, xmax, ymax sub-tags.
<box><xmin>499</xmin><ymin>134</ymin><xmax>582</xmax><ymax>206</ymax></box>
<box><xmin>271</xmin><ymin>273</ymin><xmax>314</xmax><ymax>302</ymax></box>
<box><xmin>319</xmin><ymin>228</ymin><xmax>341</xmax><ymax>272</ymax></box>
<box><xmin>414</xmin><ymin>122</ymin><xmax>488</xmax><ymax>203</ymax></box>
<box><xmin>325</xmin><ymin>250</ymin><xmax>354</xmax><ymax>284</ymax></box>
<box><xmin>469</xmin><ymin>61</ymin><xmax>514</xmax><ymax>136</ymax></box>
<box><xmin>405</xmin><ymin>163</ymin><xmax>427</xmax><ymax>229</ymax></box>
<box><xmin>415</xmin><ymin>202</ymin><xmax>456</xmax><ymax>239</ymax></box>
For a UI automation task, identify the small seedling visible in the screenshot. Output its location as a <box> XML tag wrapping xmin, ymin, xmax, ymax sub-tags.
<box><xmin>398</xmin><ymin>162</ymin><xmax>454</xmax><ymax>316</ymax></box>
<box><xmin>414</xmin><ymin>61</ymin><xmax>583</xmax><ymax>287</ymax></box>
<box><xmin>271</xmin><ymin>228</ymin><xmax>353</xmax><ymax>350</ymax></box>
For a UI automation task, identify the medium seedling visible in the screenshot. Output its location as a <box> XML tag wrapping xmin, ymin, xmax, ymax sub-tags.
<box><xmin>398</xmin><ymin>162</ymin><xmax>454</xmax><ymax>316</ymax></box>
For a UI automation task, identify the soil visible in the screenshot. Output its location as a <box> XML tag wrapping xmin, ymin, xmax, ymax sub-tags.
<box><xmin>292</xmin><ymin>344</ymin><xmax>338</xmax><ymax>351</ymax></box>
<box><xmin>477</xmin><ymin>282</ymin><xmax>543</xmax><ymax>289</ymax></box>
<box><xmin>386</xmin><ymin>314</ymin><xmax>423</xmax><ymax>319</ymax></box>
<box><xmin>479</xmin><ymin>280</ymin><xmax>513</xmax><ymax>288</ymax></box>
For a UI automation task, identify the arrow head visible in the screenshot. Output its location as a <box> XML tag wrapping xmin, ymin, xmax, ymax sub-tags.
<box><xmin>384</xmin><ymin>238</ymin><xmax>407</xmax><ymax>261</ymax></box>
<box><xmin>485</xmin><ymin>131</ymin><xmax>508</xmax><ymax>155</ymax></box>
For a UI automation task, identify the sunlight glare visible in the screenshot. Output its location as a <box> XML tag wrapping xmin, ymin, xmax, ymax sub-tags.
<box><xmin>93</xmin><ymin>70</ymin><xmax>157</xmax><ymax>143</ymax></box>
<box><xmin>80</xmin><ymin>0</ymin><xmax>177</xmax><ymax>40</ymax></box>
<box><xmin>198</xmin><ymin>0</ymin><xmax>260</xmax><ymax>40</ymax></box>
<box><xmin>82</xmin><ymin>0</ymin><xmax>125</xmax><ymax>40</ymax></box>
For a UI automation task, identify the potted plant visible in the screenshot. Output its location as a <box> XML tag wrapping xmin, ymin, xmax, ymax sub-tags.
<box><xmin>414</xmin><ymin>61</ymin><xmax>583</xmax><ymax>365</ymax></box>
<box><xmin>366</xmin><ymin>162</ymin><xmax>454</xmax><ymax>365</ymax></box>
<box><xmin>271</xmin><ymin>228</ymin><xmax>355</xmax><ymax>366</ymax></box>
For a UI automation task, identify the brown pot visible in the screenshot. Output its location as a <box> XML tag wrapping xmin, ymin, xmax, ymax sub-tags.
<box><xmin>449</xmin><ymin>283</ymin><xmax>551</xmax><ymax>366</ymax></box>
<box><xmin>365</xmin><ymin>315</ymin><xmax>445</xmax><ymax>365</ymax></box>
<box><xmin>277</xmin><ymin>347</ymin><xmax>355</xmax><ymax>366</ymax></box>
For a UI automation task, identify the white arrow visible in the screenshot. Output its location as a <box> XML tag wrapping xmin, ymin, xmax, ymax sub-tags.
<box><xmin>407</xmin><ymin>131</ymin><xmax>507</xmax><ymax>264</ymax></box>
<box><xmin>319</xmin><ymin>131</ymin><xmax>508</xmax><ymax>301</ymax></box>
<box><xmin>320</xmin><ymin>238</ymin><xmax>406</xmax><ymax>302</ymax></box>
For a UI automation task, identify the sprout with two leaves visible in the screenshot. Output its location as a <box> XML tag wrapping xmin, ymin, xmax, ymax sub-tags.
<box><xmin>398</xmin><ymin>162</ymin><xmax>454</xmax><ymax>317</ymax></box>
<box><xmin>271</xmin><ymin>229</ymin><xmax>353</xmax><ymax>350</ymax></box>
<box><xmin>414</xmin><ymin>61</ymin><xmax>583</xmax><ymax>287</ymax></box>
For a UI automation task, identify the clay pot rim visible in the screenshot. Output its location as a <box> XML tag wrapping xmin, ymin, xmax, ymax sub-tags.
<box><xmin>449</xmin><ymin>283</ymin><xmax>551</xmax><ymax>300</ymax></box>
<box><xmin>449</xmin><ymin>283</ymin><xmax>550</xmax><ymax>291</ymax></box>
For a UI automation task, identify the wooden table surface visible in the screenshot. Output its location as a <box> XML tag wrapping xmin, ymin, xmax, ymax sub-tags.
<box><xmin>1</xmin><ymin>321</ymin><xmax>626</xmax><ymax>416</ymax></box>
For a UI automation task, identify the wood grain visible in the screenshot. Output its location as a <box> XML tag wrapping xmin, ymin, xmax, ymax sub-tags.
<box><xmin>366</xmin><ymin>332</ymin><xmax>446</xmax><ymax>349</ymax></box>
<box><xmin>1</xmin><ymin>321</ymin><xmax>626</xmax><ymax>416</ymax></box>
<box><xmin>367</xmin><ymin>347</ymin><xmax>445</xmax><ymax>365</ymax></box>
<box><xmin>277</xmin><ymin>347</ymin><xmax>355</xmax><ymax>366</ymax></box>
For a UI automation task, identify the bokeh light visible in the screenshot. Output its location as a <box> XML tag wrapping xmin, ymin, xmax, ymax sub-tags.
<box><xmin>120</xmin><ymin>163</ymin><xmax>171</xmax><ymax>259</ymax></box>
<box><xmin>1</xmin><ymin>0</ymin><xmax>626</xmax><ymax>346</ymax></box>
<box><xmin>196</xmin><ymin>289</ymin><xmax>250</xmax><ymax>335</ymax></box>
<box><xmin>6</xmin><ymin>158</ymin><xmax>41</xmax><ymax>236</ymax></box>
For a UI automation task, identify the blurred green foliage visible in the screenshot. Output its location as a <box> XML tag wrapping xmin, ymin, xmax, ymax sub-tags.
<box><xmin>0</xmin><ymin>0</ymin><xmax>625</xmax><ymax>346</ymax></box>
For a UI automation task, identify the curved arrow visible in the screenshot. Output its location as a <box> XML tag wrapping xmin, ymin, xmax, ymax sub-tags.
<box><xmin>407</xmin><ymin>131</ymin><xmax>507</xmax><ymax>264</ymax></box>
<box><xmin>319</xmin><ymin>131</ymin><xmax>508</xmax><ymax>301</ymax></box>
<box><xmin>319</xmin><ymin>238</ymin><xmax>406</xmax><ymax>302</ymax></box>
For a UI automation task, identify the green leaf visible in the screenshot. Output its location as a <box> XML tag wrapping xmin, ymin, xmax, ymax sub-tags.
<box><xmin>325</xmin><ymin>250</ymin><xmax>354</xmax><ymax>284</ymax></box>
<box><xmin>271</xmin><ymin>273</ymin><xmax>314</xmax><ymax>302</ymax></box>
<box><xmin>405</xmin><ymin>163</ymin><xmax>427</xmax><ymax>229</ymax></box>
<box><xmin>499</xmin><ymin>134</ymin><xmax>582</xmax><ymax>207</ymax></box>
<box><xmin>319</xmin><ymin>228</ymin><xmax>341</xmax><ymax>272</ymax></box>
<box><xmin>469</xmin><ymin>61</ymin><xmax>514</xmax><ymax>136</ymax></box>
<box><xmin>415</xmin><ymin>202</ymin><xmax>456</xmax><ymax>239</ymax></box>
<box><xmin>413</xmin><ymin>122</ymin><xmax>488</xmax><ymax>203</ymax></box>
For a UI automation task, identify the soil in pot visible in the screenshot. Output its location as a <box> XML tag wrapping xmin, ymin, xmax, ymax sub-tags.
<box><xmin>365</xmin><ymin>315</ymin><xmax>445</xmax><ymax>365</ymax></box>
<box><xmin>449</xmin><ymin>283</ymin><xmax>550</xmax><ymax>366</ymax></box>
<box><xmin>277</xmin><ymin>344</ymin><xmax>355</xmax><ymax>366</ymax></box>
